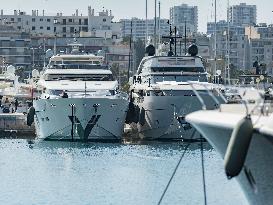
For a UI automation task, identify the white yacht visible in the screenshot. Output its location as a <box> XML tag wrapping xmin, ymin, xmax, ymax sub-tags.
<box><xmin>127</xmin><ymin>45</ymin><xmax>218</xmax><ymax>140</ymax></box>
<box><xmin>186</xmin><ymin>87</ymin><xmax>273</xmax><ymax>205</ymax></box>
<box><xmin>31</xmin><ymin>49</ymin><xmax>129</xmax><ymax>141</ymax></box>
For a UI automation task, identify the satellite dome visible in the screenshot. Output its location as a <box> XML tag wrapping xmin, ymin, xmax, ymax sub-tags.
<box><xmin>188</xmin><ymin>44</ymin><xmax>198</xmax><ymax>56</ymax></box>
<box><xmin>6</xmin><ymin>65</ymin><xmax>15</xmax><ymax>75</ymax></box>
<box><xmin>145</xmin><ymin>44</ymin><xmax>155</xmax><ymax>56</ymax></box>
<box><xmin>32</xmin><ymin>69</ymin><xmax>39</xmax><ymax>78</ymax></box>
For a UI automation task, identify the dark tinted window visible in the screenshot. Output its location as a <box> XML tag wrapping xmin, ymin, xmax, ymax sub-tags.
<box><xmin>151</xmin><ymin>67</ymin><xmax>205</xmax><ymax>73</ymax></box>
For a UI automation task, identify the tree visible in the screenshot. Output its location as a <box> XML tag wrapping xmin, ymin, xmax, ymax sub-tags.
<box><xmin>121</xmin><ymin>36</ymin><xmax>131</xmax><ymax>45</ymax></box>
<box><xmin>229</xmin><ymin>64</ymin><xmax>246</xmax><ymax>79</ymax></box>
<box><xmin>134</xmin><ymin>39</ymin><xmax>145</xmax><ymax>68</ymax></box>
<box><xmin>110</xmin><ymin>63</ymin><xmax>119</xmax><ymax>80</ymax></box>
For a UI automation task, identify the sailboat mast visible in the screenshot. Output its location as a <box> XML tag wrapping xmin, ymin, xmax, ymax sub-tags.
<box><xmin>214</xmin><ymin>0</ymin><xmax>217</xmax><ymax>76</ymax></box>
<box><xmin>154</xmin><ymin>0</ymin><xmax>157</xmax><ymax>49</ymax></box>
<box><xmin>158</xmin><ymin>1</ymin><xmax>161</xmax><ymax>46</ymax></box>
<box><xmin>227</xmin><ymin>0</ymin><xmax>230</xmax><ymax>85</ymax></box>
<box><xmin>145</xmin><ymin>0</ymin><xmax>148</xmax><ymax>45</ymax></box>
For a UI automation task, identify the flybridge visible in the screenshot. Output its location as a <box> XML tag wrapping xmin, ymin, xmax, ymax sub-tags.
<box><xmin>152</xmin><ymin>56</ymin><xmax>204</xmax><ymax>68</ymax></box>
<box><xmin>137</xmin><ymin>55</ymin><xmax>205</xmax><ymax>75</ymax></box>
<box><xmin>49</xmin><ymin>55</ymin><xmax>105</xmax><ymax>69</ymax></box>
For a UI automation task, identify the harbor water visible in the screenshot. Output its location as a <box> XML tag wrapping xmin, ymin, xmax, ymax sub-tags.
<box><xmin>0</xmin><ymin>139</ymin><xmax>248</xmax><ymax>205</ymax></box>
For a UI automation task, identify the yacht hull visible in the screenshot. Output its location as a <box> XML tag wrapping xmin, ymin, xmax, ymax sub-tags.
<box><xmin>186</xmin><ymin>111</ymin><xmax>273</xmax><ymax>205</ymax></box>
<box><xmin>134</xmin><ymin>95</ymin><xmax>216</xmax><ymax>140</ymax></box>
<box><xmin>34</xmin><ymin>97</ymin><xmax>129</xmax><ymax>141</ymax></box>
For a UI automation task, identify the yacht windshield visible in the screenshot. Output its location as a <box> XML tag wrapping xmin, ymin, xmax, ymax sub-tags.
<box><xmin>49</xmin><ymin>61</ymin><xmax>107</xmax><ymax>69</ymax></box>
<box><xmin>45</xmin><ymin>74</ymin><xmax>114</xmax><ymax>81</ymax></box>
<box><xmin>153</xmin><ymin>74</ymin><xmax>207</xmax><ymax>83</ymax></box>
<box><xmin>151</xmin><ymin>67</ymin><xmax>205</xmax><ymax>73</ymax></box>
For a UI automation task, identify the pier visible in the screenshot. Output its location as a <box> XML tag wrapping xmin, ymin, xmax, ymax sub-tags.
<box><xmin>0</xmin><ymin>113</ymin><xmax>35</xmax><ymax>138</ymax></box>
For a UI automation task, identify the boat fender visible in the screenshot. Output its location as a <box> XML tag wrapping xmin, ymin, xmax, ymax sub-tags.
<box><xmin>27</xmin><ymin>106</ymin><xmax>35</xmax><ymax>126</ymax></box>
<box><xmin>139</xmin><ymin>107</ymin><xmax>146</xmax><ymax>126</ymax></box>
<box><xmin>133</xmin><ymin>105</ymin><xmax>140</xmax><ymax>123</ymax></box>
<box><xmin>224</xmin><ymin>116</ymin><xmax>253</xmax><ymax>179</ymax></box>
<box><xmin>125</xmin><ymin>102</ymin><xmax>136</xmax><ymax>124</ymax></box>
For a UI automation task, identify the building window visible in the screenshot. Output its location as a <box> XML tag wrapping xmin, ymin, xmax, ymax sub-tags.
<box><xmin>40</xmin><ymin>18</ymin><xmax>43</xmax><ymax>22</ymax></box>
<box><xmin>32</xmin><ymin>26</ymin><xmax>36</xmax><ymax>30</ymax></box>
<box><xmin>63</xmin><ymin>27</ymin><xmax>66</xmax><ymax>32</ymax></box>
<box><xmin>68</xmin><ymin>19</ymin><xmax>73</xmax><ymax>23</ymax></box>
<box><xmin>40</xmin><ymin>26</ymin><xmax>43</xmax><ymax>29</ymax></box>
<box><xmin>84</xmin><ymin>19</ymin><xmax>88</xmax><ymax>25</ymax></box>
<box><xmin>54</xmin><ymin>27</ymin><xmax>56</xmax><ymax>32</ymax></box>
<box><xmin>63</xmin><ymin>19</ymin><xmax>66</xmax><ymax>25</ymax></box>
<box><xmin>11</xmin><ymin>18</ymin><xmax>14</xmax><ymax>21</ymax></box>
<box><xmin>70</xmin><ymin>27</ymin><xmax>75</xmax><ymax>33</ymax></box>
<box><xmin>17</xmin><ymin>26</ymin><xmax>21</xmax><ymax>30</ymax></box>
<box><xmin>32</xmin><ymin>18</ymin><xmax>35</xmax><ymax>22</ymax></box>
<box><xmin>103</xmin><ymin>18</ymin><xmax>106</xmax><ymax>22</ymax></box>
<box><xmin>47</xmin><ymin>19</ymin><xmax>51</xmax><ymax>22</ymax></box>
<box><xmin>47</xmin><ymin>27</ymin><xmax>51</xmax><ymax>30</ymax></box>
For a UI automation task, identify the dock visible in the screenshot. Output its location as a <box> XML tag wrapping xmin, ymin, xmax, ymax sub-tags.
<box><xmin>0</xmin><ymin>113</ymin><xmax>35</xmax><ymax>138</ymax></box>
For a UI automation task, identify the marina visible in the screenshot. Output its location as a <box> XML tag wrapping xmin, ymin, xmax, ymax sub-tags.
<box><xmin>0</xmin><ymin>0</ymin><xmax>272</xmax><ymax>204</ymax></box>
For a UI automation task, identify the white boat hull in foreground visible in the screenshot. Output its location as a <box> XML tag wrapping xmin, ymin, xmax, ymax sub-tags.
<box><xmin>34</xmin><ymin>97</ymin><xmax>129</xmax><ymax>141</ymax></box>
<box><xmin>186</xmin><ymin>111</ymin><xmax>273</xmax><ymax>205</ymax></box>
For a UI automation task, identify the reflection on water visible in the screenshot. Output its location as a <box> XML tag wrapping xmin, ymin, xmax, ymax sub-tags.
<box><xmin>0</xmin><ymin>139</ymin><xmax>247</xmax><ymax>205</ymax></box>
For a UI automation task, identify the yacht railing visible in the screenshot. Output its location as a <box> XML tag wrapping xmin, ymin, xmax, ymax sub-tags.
<box><xmin>40</xmin><ymin>90</ymin><xmax>128</xmax><ymax>100</ymax></box>
<box><xmin>188</xmin><ymin>81</ymin><xmax>227</xmax><ymax>110</ymax></box>
<box><xmin>189</xmin><ymin>81</ymin><xmax>273</xmax><ymax>116</ymax></box>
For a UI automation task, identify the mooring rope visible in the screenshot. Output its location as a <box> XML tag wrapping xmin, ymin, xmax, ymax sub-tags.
<box><xmin>200</xmin><ymin>135</ymin><xmax>207</xmax><ymax>205</ymax></box>
<box><xmin>157</xmin><ymin>129</ymin><xmax>196</xmax><ymax>205</ymax></box>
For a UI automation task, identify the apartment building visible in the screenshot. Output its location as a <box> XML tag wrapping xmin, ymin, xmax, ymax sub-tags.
<box><xmin>0</xmin><ymin>23</ymin><xmax>31</xmax><ymax>68</ymax></box>
<box><xmin>207</xmin><ymin>20</ymin><xmax>245</xmax><ymax>35</ymax></box>
<box><xmin>170</xmin><ymin>4</ymin><xmax>198</xmax><ymax>35</ymax></box>
<box><xmin>245</xmin><ymin>24</ymin><xmax>273</xmax><ymax>73</ymax></box>
<box><xmin>0</xmin><ymin>7</ymin><xmax>121</xmax><ymax>38</ymax></box>
<box><xmin>120</xmin><ymin>18</ymin><xmax>169</xmax><ymax>40</ymax></box>
<box><xmin>228</xmin><ymin>3</ymin><xmax>256</xmax><ymax>27</ymax></box>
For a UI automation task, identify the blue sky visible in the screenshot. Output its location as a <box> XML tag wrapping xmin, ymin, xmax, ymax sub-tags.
<box><xmin>1</xmin><ymin>0</ymin><xmax>273</xmax><ymax>32</ymax></box>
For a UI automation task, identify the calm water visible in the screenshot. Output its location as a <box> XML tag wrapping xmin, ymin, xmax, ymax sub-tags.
<box><xmin>0</xmin><ymin>139</ymin><xmax>248</xmax><ymax>205</ymax></box>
